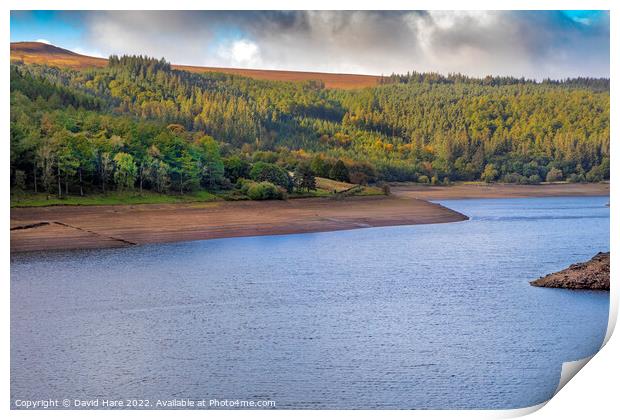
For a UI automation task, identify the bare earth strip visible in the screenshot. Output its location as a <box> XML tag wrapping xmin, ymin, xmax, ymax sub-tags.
<box><xmin>10</xmin><ymin>183</ymin><xmax>609</xmax><ymax>253</ymax></box>
<box><xmin>390</xmin><ymin>182</ymin><xmax>610</xmax><ymax>200</ymax></box>
<box><xmin>10</xmin><ymin>196</ymin><xmax>466</xmax><ymax>253</ymax></box>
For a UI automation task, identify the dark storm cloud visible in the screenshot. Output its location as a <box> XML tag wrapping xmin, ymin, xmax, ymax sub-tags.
<box><xmin>70</xmin><ymin>10</ymin><xmax>608</xmax><ymax>79</ymax></box>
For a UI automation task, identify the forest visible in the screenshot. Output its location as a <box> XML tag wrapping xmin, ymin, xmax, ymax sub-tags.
<box><xmin>10</xmin><ymin>56</ymin><xmax>610</xmax><ymax>201</ymax></box>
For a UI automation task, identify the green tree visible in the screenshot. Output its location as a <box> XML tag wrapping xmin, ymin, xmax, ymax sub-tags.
<box><xmin>175</xmin><ymin>150</ymin><xmax>200</xmax><ymax>194</ymax></box>
<box><xmin>481</xmin><ymin>164</ymin><xmax>498</xmax><ymax>183</ymax></box>
<box><xmin>98</xmin><ymin>151</ymin><xmax>114</xmax><ymax>193</ymax></box>
<box><xmin>250</xmin><ymin>162</ymin><xmax>292</xmax><ymax>192</ymax></box>
<box><xmin>146</xmin><ymin>158</ymin><xmax>171</xmax><ymax>193</ymax></box>
<box><xmin>53</xmin><ymin>130</ymin><xmax>79</xmax><ymax>197</ymax></box>
<box><xmin>329</xmin><ymin>160</ymin><xmax>350</xmax><ymax>182</ymax></box>
<box><xmin>293</xmin><ymin>162</ymin><xmax>317</xmax><ymax>192</ymax></box>
<box><xmin>113</xmin><ymin>152</ymin><xmax>137</xmax><ymax>190</ymax></box>
<box><xmin>310</xmin><ymin>155</ymin><xmax>331</xmax><ymax>178</ymax></box>
<box><xmin>35</xmin><ymin>143</ymin><xmax>56</xmax><ymax>195</ymax></box>
<box><xmin>196</xmin><ymin>136</ymin><xmax>225</xmax><ymax>188</ymax></box>
<box><xmin>223</xmin><ymin>156</ymin><xmax>251</xmax><ymax>183</ymax></box>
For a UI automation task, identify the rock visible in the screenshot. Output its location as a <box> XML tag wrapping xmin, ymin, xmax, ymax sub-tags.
<box><xmin>530</xmin><ymin>252</ymin><xmax>609</xmax><ymax>290</ymax></box>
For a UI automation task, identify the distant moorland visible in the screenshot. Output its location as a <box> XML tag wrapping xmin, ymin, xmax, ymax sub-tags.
<box><xmin>10</xmin><ymin>42</ymin><xmax>381</xmax><ymax>89</ymax></box>
<box><xmin>10</xmin><ymin>42</ymin><xmax>609</xmax><ymax>205</ymax></box>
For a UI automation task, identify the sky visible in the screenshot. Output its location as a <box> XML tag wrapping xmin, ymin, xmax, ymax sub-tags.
<box><xmin>10</xmin><ymin>10</ymin><xmax>610</xmax><ymax>79</ymax></box>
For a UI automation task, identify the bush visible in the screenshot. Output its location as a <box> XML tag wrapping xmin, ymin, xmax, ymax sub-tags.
<box><xmin>545</xmin><ymin>167</ymin><xmax>563</xmax><ymax>182</ymax></box>
<box><xmin>586</xmin><ymin>158</ymin><xmax>610</xmax><ymax>182</ymax></box>
<box><xmin>568</xmin><ymin>173</ymin><xmax>586</xmax><ymax>183</ymax></box>
<box><xmin>502</xmin><ymin>172</ymin><xmax>522</xmax><ymax>183</ymax></box>
<box><xmin>247</xmin><ymin>181</ymin><xmax>282</xmax><ymax>200</ymax></box>
<box><xmin>418</xmin><ymin>175</ymin><xmax>429</xmax><ymax>184</ymax></box>
<box><xmin>528</xmin><ymin>174</ymin><xmax>542</xmax><ymax>184</ymax></box>
<box><xmin>238</xmin><ymin>179</ymin><xmax>283</xmax><ymax>200</ymax></box>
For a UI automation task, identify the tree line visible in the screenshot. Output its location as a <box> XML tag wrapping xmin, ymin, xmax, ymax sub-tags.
<box><xmin>10</xmin><ymin>56</ymin><xmax>610</xmax><ymax>198</ymax></box>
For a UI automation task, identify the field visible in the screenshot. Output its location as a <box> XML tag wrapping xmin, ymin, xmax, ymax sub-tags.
<box><xmin>10</xmin><ymin>42</ymin><xmax>381</xmax><ymax>89</ymax></box>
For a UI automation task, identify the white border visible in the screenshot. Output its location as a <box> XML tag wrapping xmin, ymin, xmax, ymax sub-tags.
<box><xmin>3</xmin><ymin>1</ymin><xmax>617</xmax><ymax>419</ymax></box>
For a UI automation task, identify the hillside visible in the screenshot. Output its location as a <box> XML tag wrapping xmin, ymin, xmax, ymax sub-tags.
<box><xmin>10</xmin><ymin>52</ymin><xmax>609</xmax><ymax>201</ymax></box>
<box><xmin>10</xmin><ymin>42</ymin><xmax>108</xmax><ymax>69</ymax></box>
<box><xmin>10</xmin><ymin>42</ymin><xmax>381</xmax><ymax>89</ymax></box>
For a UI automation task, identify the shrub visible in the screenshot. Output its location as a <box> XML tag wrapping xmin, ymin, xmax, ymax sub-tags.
<box><xmin>246</xmin><ymin>181</ymin><xmax>283</xmax><ymax>200</ymax></box>
<box><xmin>545</xmin><ymin>167</ymin><xmax>563</xmax><ymax>182</ymax></box>
<box><xmin>418</xmin><ymin>175</ymin><xmax>429</xmax><ymax>184</ymax></box>
<box><xmin>528</xmin><ymin>174</ymin><xmax>542</xmax><ymax>184</ymax></box>
<box><xmin>568</xmin><ymin>173</ymin><xmax>586</xmax><ymax>183</ymax></box>
<box><xmin>503</xmin><ymin>172</ymin><xmax>521</xmax><ymax>183</ymax></box>
<box><xmin>586</xmin><ymin>158</ymin><xmax>610</xmax><ymax>182</ymax></box>
<box><xmin>238</xmin><ymin>179</ymin><xmax>283</xmax><ymax>200</ymax></box>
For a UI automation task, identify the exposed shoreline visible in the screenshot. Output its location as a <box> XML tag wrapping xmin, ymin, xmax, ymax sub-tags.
<box><xmin>10</xmin><ymin>183</ymin><xmax>609</xmax><ymax>253</ymax></box>
<box><xmin>10</xmin><ymin>195</ymin><xmax>467</xmax><ymax>253</ymax></box>
<box><xmin>390</xmin><ymin>182</ymin><xmax>609</xmax><ymax>200</ymax></box>
<box><xmin>530</xmin><ymin>252</ymin><xmax>610</xmax><ymax>290</ymax></box>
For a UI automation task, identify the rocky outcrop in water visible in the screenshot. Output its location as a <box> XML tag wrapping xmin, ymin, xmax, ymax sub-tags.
<box><xmin>530</xmin><ymin>252</ymin><xmax>610</xmax><ymax>290</ymax></box>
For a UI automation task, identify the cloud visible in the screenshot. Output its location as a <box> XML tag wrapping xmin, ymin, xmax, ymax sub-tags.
<box><xmin>217</xmin><ymin>39</ymin><xmax>261</xmax><ymax>68</ymax></box>
<box><xmin>73</xmin><ymin>10</ymin><xmax>608</xmax><ymax>79</ymax></box>
<box><xmin>72</xmin><ymin>46</ymin><xmax>105</xmax><ymax>58</ymax></box>
<box><xmin>35</xmin><ymin>38</ymin><xmax>51</xmax><ymax>44</ymax></box>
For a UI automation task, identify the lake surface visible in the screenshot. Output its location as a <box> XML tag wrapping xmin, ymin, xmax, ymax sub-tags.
<box><xmin>11</xmin><ymin>196</ymin><xmax>610</xmax><ymax>409</ymax></box>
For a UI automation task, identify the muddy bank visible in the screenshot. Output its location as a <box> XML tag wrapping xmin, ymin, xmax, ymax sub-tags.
<box><xmin>390</xmin><ymin>182</ymin><xmax>609</xmax><ymax>200</ymax></box>
<box><xmin>530</xmin><ymin>252</ymin><xmax>610</xmax><ymax>290</ymax></box>
<box><xmin>11</xmin><ymin>195</ymin><xmax>467</xmax><ymax>253</ymax></box>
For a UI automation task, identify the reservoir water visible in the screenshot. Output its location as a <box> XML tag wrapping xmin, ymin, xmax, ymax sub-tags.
<box><xmin>11</xmin><ymin>196</ymin><xmax>610</xmax><ymax>409</ymax></box>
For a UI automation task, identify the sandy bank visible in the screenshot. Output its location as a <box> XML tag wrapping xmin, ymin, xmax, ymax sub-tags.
<box><xmin>11</xmin><ymin>195</ymin><xmax>467</xmax><ymax>253</ymax></box>
<box><xmin>390</xmin><ymin>182</ymin><xmax>609</xmax><ymax>200</ymax></box>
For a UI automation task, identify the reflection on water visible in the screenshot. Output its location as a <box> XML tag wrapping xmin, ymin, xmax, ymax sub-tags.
<box><xmin>11</xmin><ymin>196</ymin><xmax>610</xmax><ymax>409</ymax></box>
